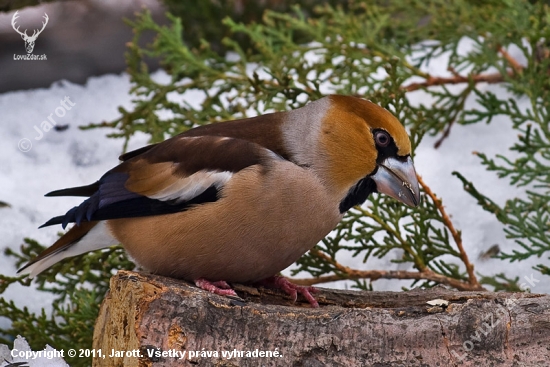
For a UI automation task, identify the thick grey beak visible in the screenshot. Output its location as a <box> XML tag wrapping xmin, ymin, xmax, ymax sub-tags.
<box><xmin>371</xmin><ymin>156</ymin><xmax>420</xmax><ymax>207</ymax></box>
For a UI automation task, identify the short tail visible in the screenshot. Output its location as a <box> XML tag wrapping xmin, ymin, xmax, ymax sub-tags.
<box><xmin>18</xmin><ymin>221</ymin><xmax>118</xmax><ymax>278</ymax></box>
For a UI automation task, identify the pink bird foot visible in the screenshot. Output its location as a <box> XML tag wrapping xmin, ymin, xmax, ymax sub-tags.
<box><xmin>195</xmin><ymin>278</ymin><xmax>237</xmax><ymax>297</ymax></box>
<box><xmin>259</xmin><ymin>275</ymin><xmax>320</xmax><ymax>308</ymax></box>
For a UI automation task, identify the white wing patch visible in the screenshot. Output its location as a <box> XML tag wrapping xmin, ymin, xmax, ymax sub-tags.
<box><xmin>148</xmin><ymin>170</ymin><xmax>233</xmax><ymax>203</ymax></box>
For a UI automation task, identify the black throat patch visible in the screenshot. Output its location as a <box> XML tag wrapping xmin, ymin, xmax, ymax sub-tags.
<box><xmin>338</xmin><ymin>129</ymin><xmax>401</xmax><ymax>213</ymax></box>
<box><xmin>338</xmin><ymin>177</ymin><xmax>377</xmax><ymax>213</ymax></box>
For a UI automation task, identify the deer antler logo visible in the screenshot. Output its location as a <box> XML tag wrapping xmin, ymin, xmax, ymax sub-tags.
<box><xmin>11</xmin><ymin>11</ymin><xmax>49</xmax><ymax>54</ymax></box>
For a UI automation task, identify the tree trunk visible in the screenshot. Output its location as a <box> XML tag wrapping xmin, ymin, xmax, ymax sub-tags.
<box><xmin>92</xmin><ymin>270</ymin><xmax>550</xmax><ymax>367</ymax></box>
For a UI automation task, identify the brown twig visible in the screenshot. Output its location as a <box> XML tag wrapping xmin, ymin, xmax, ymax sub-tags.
<box><xmin>402</xmin><ymin>71</ymin><xmax>510</xmax><ymax>92</ymax></box>
<box><xmin>498</xmin><ymin>46</ymin><xmax>523</xmax><ymax>73</ymax></box>
<box><xmin>433</xmin><ymin>86</ymin><xmax>471</xmax><ymax>149</ymax></box>
<box><xmin>292</xmin><ymin>271</ymin><xmax>482</xmax><ymax>290</ymax></box>
<box><xmin>433</xmin><ymin>119</ymin><xmax>455</xmax><ymax>149</ymax></box>
<box><xmin>293</xmin><ymin>249</ymin><xmax>485</xmax><ymax>291</ymax></box>
<box><xmin>403</xmin><ymin>46</ymin><xmax>522</xmax><ymax>93</ymax></box>
<box><xmin>298</xmin><ymin>178</ymin><xmax>487</xmax><ymax>291</ymax></box>
<box><xmin>417</xmin><ymin>175</ymin><xmax>482</xmax><ymax>289</ymax></box>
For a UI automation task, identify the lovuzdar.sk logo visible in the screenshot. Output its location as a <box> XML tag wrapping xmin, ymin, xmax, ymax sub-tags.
<box><xmin>11</xmin><ymin>10</ymin><xmax>48</xmax><ymax>61</ymax></box>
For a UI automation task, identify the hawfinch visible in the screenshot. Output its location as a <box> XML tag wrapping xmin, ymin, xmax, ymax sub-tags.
<box><xmin>19</xmin><ymin>95</ymin><xmax>420</xmax><ymax>307</ymax></box>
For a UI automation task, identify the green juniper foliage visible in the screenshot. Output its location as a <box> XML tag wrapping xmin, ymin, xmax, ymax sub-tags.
<box><xmin>0</xmin><ymin>239</ymin><xmax>134</xmax><ymax>367</ymax></box>
<box><xmin>1</xmin><ymin>0</ymin><xmax>548</xmax><ymax>361</ymax></box>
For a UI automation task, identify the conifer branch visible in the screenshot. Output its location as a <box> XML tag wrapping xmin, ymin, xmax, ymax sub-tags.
<box><xmin>403</xmin><ymin>47</ymin><xmax>522</xmax><ymax>93</ymax></box>
<box><xmin>417</xmin><ymin>175</ymin><xmax>481</xmax><ymax>289</ymax></box>
<box><xmin>293</xmin><ymin>249</ymin><xmax>485</xmax><ymax>291</ymax></box>
<box><xmin>403</xmin><ymin>70</ymin><xmax>512</xmax><ymax>92</ymax></box>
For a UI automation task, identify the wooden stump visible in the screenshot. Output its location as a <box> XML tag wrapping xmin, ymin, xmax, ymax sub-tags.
<box><xmin>92</xmin><ymin>270</ymin><xmax>550</xmax><ymax>367</ymax></box>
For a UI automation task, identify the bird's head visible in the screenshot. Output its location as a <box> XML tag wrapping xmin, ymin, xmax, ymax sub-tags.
<box><xmin>283</xmin><ymin>95</ymin><xmax>420</xmax><ymax>212</ymax></box>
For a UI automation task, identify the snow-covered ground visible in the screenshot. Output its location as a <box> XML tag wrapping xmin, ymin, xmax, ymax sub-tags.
<box><xmin>0</xmin><ymin>336</ymin><xmax>68</xmax><ymax>367</ymax></box>
<box><xmin>0</xmin><ymin>44</ymin><xmax>546</xmax><ymax>366</ymax></box>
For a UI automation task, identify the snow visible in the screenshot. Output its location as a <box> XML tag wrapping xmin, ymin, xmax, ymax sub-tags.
<box><xmin>0</xmin><ymin>42</ymin><xmax>547</xmax><ymax>362</ymax></box>
<box><xmin>0</xmin><ymin>74</ymin><xmax>149</xmax><ymax>318</ymax></box>
<box><xmin>0</xmin><ymin>336</ymin><xmax>69</xmax><ymax>367</ymax></box>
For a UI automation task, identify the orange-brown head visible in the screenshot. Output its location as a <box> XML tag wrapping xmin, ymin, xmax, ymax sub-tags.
<box><xmin>283</xmin><ymin>95</ymin><xmax>419</xmax><ymax>211</ymax></box>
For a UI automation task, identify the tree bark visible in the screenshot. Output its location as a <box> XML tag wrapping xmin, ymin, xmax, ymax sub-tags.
<box><xmin>93</xmin><ymin>270</ymin><xmax>550</xmax><ymax>367</ymax></box>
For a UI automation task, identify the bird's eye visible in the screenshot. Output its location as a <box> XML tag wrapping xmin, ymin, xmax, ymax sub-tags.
<box><xmin>374</xmin><ymin>130</ymin><xmax>390</xmax><ymax>147</ymax></box>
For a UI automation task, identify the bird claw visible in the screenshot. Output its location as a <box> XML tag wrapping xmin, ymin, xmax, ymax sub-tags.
<box><xmin>195</xmin><ymin>278</ymin><xmax>237</xmax><ymax>297</ymax></box>
<box><xmin>259</xmin><ymin>276</ymin><xmax>320</xmax><ymax>308</ymax></box>
<box><xmin>209</xmin><ymin>280</ymin><xmax>232</xmax><ymax>289</ymax></box>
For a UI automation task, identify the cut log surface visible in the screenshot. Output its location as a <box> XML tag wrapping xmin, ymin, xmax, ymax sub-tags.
<box><xmin>92</xmin><ymin>270</ymin><xmax>550</xmax><ymax>367</ymax></box>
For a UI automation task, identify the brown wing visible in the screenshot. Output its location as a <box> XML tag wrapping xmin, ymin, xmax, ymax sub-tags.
<box><xmin>40</xmin><ymin>136</ymin><xmax>282</xmax><ymax>228</ymax></box>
